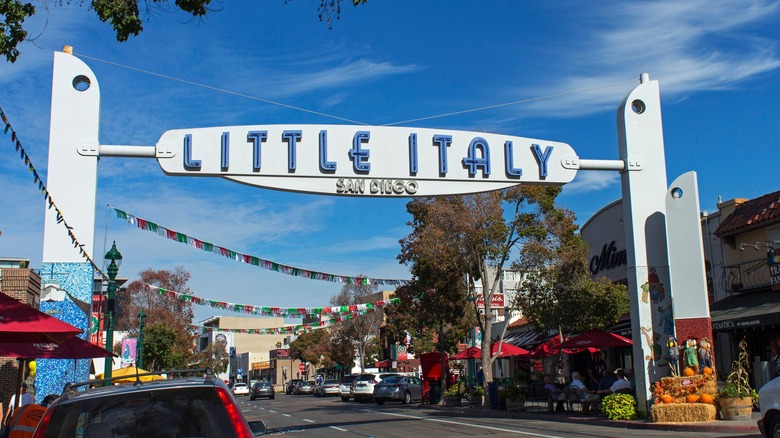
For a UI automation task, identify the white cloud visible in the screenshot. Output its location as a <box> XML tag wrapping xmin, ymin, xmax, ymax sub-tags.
<box><xmin>561</xmin><ymin>170</ymin><xmax>620</xmax><ymax>195</ymax></box>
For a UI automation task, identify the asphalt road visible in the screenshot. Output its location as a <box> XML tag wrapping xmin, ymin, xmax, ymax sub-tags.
<box><xmin>236</xmin><ymin>393</ymin><xmax>763</xmax><ymax>438</ymax></box>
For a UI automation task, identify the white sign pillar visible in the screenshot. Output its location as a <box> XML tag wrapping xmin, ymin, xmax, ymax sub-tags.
<box><xmin>617</xmin><ymin>74</ymin><xmax>669</xmax><ymax>415</ymax></box>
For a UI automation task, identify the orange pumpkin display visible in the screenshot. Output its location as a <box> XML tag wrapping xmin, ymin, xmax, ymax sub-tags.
<box><xmin>686</xmin><ymin>394</ymin><xmax>700</xmax><ymax>403</ymax></box>
<box><xmin>702</xmin><ymin>367</ymin><xmax>713</xmax><ymax>375</ymax></box>
<box><xmin>683</xmin><ymin>367</ymin><xmax>696</xmax><ymax>377</ymax></box>
<box><xmin>699</xmin><ymin>393</ymin><xmax>714</xmax><ymax>403</ymax></box>
<box><xmin>661</xmin><ymin>394</ymin><xmax>673</xmax><ymax>404</ymax></box>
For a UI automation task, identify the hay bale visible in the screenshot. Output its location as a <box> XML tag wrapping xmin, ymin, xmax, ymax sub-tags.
<box><xmin>650</xmin><ymin>403</ymin><xmax>717</xmax><ymax>423</ymax></box>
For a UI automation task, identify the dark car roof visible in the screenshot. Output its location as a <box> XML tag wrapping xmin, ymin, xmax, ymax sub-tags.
<box><xmin>59</xmin><ymin>374</ymin><xmax>224</xmax><ymax>403</ymax></box>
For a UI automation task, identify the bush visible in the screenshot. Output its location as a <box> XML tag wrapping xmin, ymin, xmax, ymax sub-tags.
<box><xmin>498</xmin><ymin>384</ymin><xmax>526</xmax><ymax>401</ymax></box>
<box><xmin>467</xmin><ymin>385</ymin><xmax>484</xmax><ymax>397</ymax></box>
<box><xmin>444</xmin><ymin>382</ymin><xmax>466</xmax><ymax>397</ymax></box>
<box><xmin>601</xmin><ymin>393</ymin><xmax>637</xmax><ymax>420</ymax></box>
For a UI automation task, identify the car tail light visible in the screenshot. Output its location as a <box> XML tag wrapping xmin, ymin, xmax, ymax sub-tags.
<box><xmin>32</xmin><ymin>406</ymin><xmax>56</xmax><ymax>438</ymax></box>
<box><xmin>215</xmin><ymin>387</ymin><xmax>253</xmax><ymax>438</ymax></box>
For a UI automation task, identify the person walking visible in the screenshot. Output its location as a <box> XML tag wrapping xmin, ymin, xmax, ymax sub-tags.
<box><xmin>4</xmin><ymin>384</ymin><xmax>33</xmax><ymax>428</ymax></box>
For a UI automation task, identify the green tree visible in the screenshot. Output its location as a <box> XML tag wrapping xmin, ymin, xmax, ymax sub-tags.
<box><xmin>193</xmin><ymin>338</ymin><xmax>229</xmax><ymax>374</ymax></box>
<box><xmin>328</xmin><ymin>326</ymin><xmax>356</xmax><ymax>373</ymax></box>
<box><xmin>290</xmin><ymin>329</ymin><xmax>327</xmax><ymax>366</ymax></box>
<box><xmin>513</xmin><ymin>205</ymin><xmax>629</xmax><ymax>333</ymax></box>
<box><xmin>396</xmin><ymin>186</ymin><xmax>578</xmax><ymax>395</ymax></box>
<box><xmin>143</xmin><ymin>322</ymin><xmax>190</xmax><ymax>370</ymax></box>
<box><xmin>117</xmin><ymin>267</ymin><xmax>197</xmax><ymax>370</ymax></box>
<box><xmin>0</xmin><ymin>0</ymin><xmax>368</xmax><ymax>63</ymax></box>
<box><xmin>330</xmin><ymin>279</ymin><xmax>382</xmax><ymax>372</ymax></box>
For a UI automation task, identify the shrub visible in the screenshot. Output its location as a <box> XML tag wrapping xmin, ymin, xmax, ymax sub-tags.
<box><xmin>444</xmin><ymin>382</ymin><xmax>466</xmax><ymax>397</ymax></box>
<box><xmin>498</xmin><ymin>384</ymin><xmax>526</xmax><ymax>401</ymax></box>
<box><xmin>601</xmin><ymin>393</ymin><xmax>637</xmax><ymax>420</ymax></box>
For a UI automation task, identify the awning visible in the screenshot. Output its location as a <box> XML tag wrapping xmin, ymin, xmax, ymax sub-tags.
<box><xmin>375</xmin><ymin>360</ymin><xmax>392</xmax><ymax>368</ymax></box>
<box><xmin>710</xmin><ymin>291</ymin><xmax>780</xmax><ymax>331</ymax></box>
<box><xmin>503</xmin><ymin>330</ymin><xmax>543</xmax><ymax>348</ymax></box>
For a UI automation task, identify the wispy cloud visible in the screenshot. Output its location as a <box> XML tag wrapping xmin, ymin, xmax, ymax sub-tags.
<box><xmin>511</xmin><ymin>0</ymin><xmax>780</xmax><ymax>118</ymax></box>
<box><xmin>561</xmin><ymin>170</ymin><xmax>620</xmax><ymax>195</ymax></box>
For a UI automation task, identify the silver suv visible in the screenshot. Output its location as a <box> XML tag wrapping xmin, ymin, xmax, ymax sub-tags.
<box><xmin>759</xmin><ymin>377</ymin><xmax>780</xmax><ymax>437</ymax></box>
<box><xmin>33</xmin><ymin>368</ymin><xmax>266</xmax><ymax>437</ymax></box>
<box><xmin>351</xmin><ymin>373</ymin><xmax>398</xmax><ymax>402</ymax></box>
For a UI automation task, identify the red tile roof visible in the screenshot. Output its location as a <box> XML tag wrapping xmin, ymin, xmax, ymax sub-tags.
<box><xmin>714</xmin><ymin>190</ymin><xmax>780</xmax><ymax>237</ymax></box>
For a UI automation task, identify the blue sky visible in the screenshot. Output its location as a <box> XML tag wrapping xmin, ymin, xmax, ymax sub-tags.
<box><xmin>1</xmin><ymin>1</ymin><xmax>779</xmax><ymax>324</ymax></box>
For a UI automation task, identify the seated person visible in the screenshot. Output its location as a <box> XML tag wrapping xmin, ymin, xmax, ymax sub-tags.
<box><xmin>596</xmin><ymin>368</ymin><xmax>632</xmax><ymax>397</ymax></box>
<box><xmin>570</xmin><ymin>372</ymin><xmax>601</xmax><ymax>413</ymax></box>
<box><xmin>596</xmin><ymin>368</ymin><xmax>617</xmax><ymax>393</ymax></box>
<box><xmin>543</xmin><ymin>375</ymin><xmax>567</xmax><ymax>413</ymax></box>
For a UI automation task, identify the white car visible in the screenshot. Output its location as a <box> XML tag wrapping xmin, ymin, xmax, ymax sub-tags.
<box><xmin>232</xmin><ymin>382</ymin><xmax>249</xmax><ymax>397</ymax></box>
<box><xmin>759</xmin><ymin>377</ymin><xmax>780</xmax><ymax>437</ymax></box>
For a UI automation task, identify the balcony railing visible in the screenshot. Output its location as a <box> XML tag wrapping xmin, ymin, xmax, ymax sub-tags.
<box><xmin>723</xmin><ymin>257</ymin><xmax>772</xmax><ymax>293</ymax></box>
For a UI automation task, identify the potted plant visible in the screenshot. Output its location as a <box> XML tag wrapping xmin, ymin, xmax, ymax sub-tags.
<box><xmin>443</xmin><ymin>382</ymin><xmax>465</xmax><ymax>406</ymax></box>
<box><xmin>499</xmin><ymin>384</ymin><xmax>527</xmax><ymax>411</ymax></box>
<box><xmin>718</xmin><ymin>338</ymin><xmax>758</xmax><ymax>421</ymax></box>
<box><xmin>466</xmin><ymin>385</ymin><xmax>485</xmax><ymax>406</ymax></box>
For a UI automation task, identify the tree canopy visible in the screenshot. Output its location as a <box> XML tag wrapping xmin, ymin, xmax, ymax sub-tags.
<box><xmin>330</xmin><ymin>279</ymin><xmax>382</xmax><ymax>372</ymax></box>
<box><xmin>0</xmin><ymin>0</ymin><xmax>368</xmax><ymax>63</ymax></box>
<box><xmin>116</xmin><ymin>267</ymin><xmax>197</xmax><ymax>370</ymax></box>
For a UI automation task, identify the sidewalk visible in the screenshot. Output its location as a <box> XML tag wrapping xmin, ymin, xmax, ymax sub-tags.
<box><xmin>430</xmin><ymin>403</ymin><xmax>761</xmax><ymax>434</ymax></box>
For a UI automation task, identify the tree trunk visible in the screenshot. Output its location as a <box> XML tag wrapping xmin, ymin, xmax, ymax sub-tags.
<box><xmin>439</xmin><ymin>321</ymin><xmax>447</xmax><ymax>406</ymax></box>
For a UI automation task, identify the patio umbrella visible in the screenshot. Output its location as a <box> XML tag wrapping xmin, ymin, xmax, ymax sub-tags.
<box><xmin>491</xmin><ymin>342</ymin><xmax>530</xmax><ymax>358</ymax></box>
<box><xmin>450</xmin><ymin>346</ymin><xmax>482</xmax><ymax>360</ymax></box>
<box><xmin>558</xmin><ymin>330</ymin><xmax>633</xmax><ymax>350</ymax></box>
<box><xmin>529</xmin><ymin>335</ymin><xmax>600</xmax><ymax>358</ymax></box>
<box><xmin>0</xmin><ymin>293</ymin><xmax>82</xmax><ymax>343</ymax></box>
<box><xmin>0</xmin><ymin>336</ymin><xmax>114</xmax><ymax>359</ymax></box>
<box><xmin>96</xmin><ymin>366</ymin><xmax>166</xmax><ymax>383</ymax></box>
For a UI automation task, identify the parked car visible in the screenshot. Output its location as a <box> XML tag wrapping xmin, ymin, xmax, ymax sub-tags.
<box><xmin>373</xmin><ymin>375</ymin><xmax>423</xmax><ymax>405</ymax></box>
<box><xmin>285</xmin><ymin>379</ymin><xmax>303</xmax><ymax>395</ymax></box>
<box><xmin>314</xmin><ymin>379</ymin><xmax>341</xmax><ymax>397</ymax></box>
<box><xmin>294</xmin><ymin>381</ymin><xmax>316</xmax><ymax>395</ymax></box>
<box><xmin>339</xmin><ymin>374</ymin><xmax>358</xmax><ymax>401</ymax></box>
<box><xmin>759</xmin><ymin>376</ymin><xmax>780</xmax><ymax>437</ymax></box>
<box><xmin>352</xmin><ymin>373</ymin><xmax>398</xmax><ymax>402</ymax></box>
<box><xmin>33</xmin><ymin>368</ymin><xmax>266</xmax><ymax>437</ymax></box>
<box><xmin>251</xmin><ymin>381</ymin><xmax>275</xmax><ymax>400</ymax></box>
<box><xmin>232</xmin><ymin>382</ymin><xmax>249</xmax><ymax>397</ymax></box>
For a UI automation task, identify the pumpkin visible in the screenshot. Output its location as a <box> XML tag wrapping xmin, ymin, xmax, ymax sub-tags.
<box><xmin>683</xmin><ymin>367</ymin><xmax>696</xmax><ymax>377</ymax></box>
<box><xmin>702</xmin><ymin>367</ymin><xmax>713</xmax><ymax>375</ymax></box>
<box><xmin>661</xmin><ymin>394</ymin><xmax>673</xmax><ymax>404</ymax></box>
<box><xmin>699</xmin><ymin>393</ymin><xmax>714</xmax><ymax>403</ymax></box>
<box><xmin>686</xmin><ymin>394</ymin><xmax>700</xmax><ymax>403</ymax></box>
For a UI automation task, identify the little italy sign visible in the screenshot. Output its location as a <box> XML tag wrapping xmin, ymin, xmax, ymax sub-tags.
<box><xmin>154</xmin><ymin>125</ymin><xmax>578</xmax><ymax>196</ymax></box>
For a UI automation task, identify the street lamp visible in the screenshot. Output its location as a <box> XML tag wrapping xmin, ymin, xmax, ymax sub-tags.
<box><xmin>103</xmin><ymin>241</ymin><xmax>122</xmax><ymax>385</ymax></box>
<box><xmin>137</xmin><ymin>309</ymin><xmax>146</xmax><ymax>369</ymax></box>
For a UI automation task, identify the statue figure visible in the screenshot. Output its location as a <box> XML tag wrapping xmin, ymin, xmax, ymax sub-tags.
<box><xmin>698</xmin><ymin>337</ymin><xmax>713</xmax><ymax>372</ymax></box>
<box><xmin>684</xmin><ymin>336</ymin><xmax>699</xmax><ymax>372</ymax></box>
<box><xmin>666</xmin><ymin>335</ymin><xmax>679</xmax><ymax>376</ymax></box>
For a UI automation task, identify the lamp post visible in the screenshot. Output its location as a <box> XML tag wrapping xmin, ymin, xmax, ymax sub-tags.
<box><xmin>103</xmin><ymin>241</ymin><xmax>122</xmax><ymax>385</ymax></box>
<box><xmin>137</xmin><ymin>309</ymin><xmax>146</xmax><ymax>369</ymax></box>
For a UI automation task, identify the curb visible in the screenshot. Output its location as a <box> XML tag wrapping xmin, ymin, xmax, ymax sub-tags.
<box><xmin>428</xmin><ymin>404</ymin><xmax>760</xmax><ymax>433</ymax></box>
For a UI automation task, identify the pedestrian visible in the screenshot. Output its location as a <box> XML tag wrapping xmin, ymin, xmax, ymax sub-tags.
<box><xmin>592</xmin><ymin>351</ymin><xmax>608</xmax><ymax>376</ymax></box>
<box><xmin>543</xmin><ymin>375</ymin><xmax>567</xmax><ymax>413</ymax></box>
<box><xmin>6</xmin><ymin>401</ymin><xmax>45</xmax><ymax>438</ymax></box>
<box><xmin>771</xmin><ymin>343</ymin><xmax>780</xmax><ymax>379</ymax></box>
<box><xmin>4</xmin><ymin>383</ymin><xmax>33</xmax><ymax>427</ymax></box>
<box><xmin>596</xmin><ymin>368</ymin><xmax>632</xmax><ymax>397</ymax></box>
<box><xmin>476</xmin><ymin>366</ymin><xmax>484</xmax><ymax>386</ymax></box>
<box><xmin>570</xmin><ymin>372</ymin><xmax>600</xmax><ymax>414</ymax></box>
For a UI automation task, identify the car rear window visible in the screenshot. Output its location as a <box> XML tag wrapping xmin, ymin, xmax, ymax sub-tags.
<box><xmin>356</xmin><ymin>374</ymin><xmax>375</xmax><ymax>382</ymax></box>
<box><xmin>42</xmin><ymin>386</ymin><xmax>234</xmax><ymax>438</ymax></box>
<box><xmin>340</xmin><ymin>375</ymin><xmax>357</xmax><ymax>384</ymax></box>
<box><xmin>324</xmin><ymin>380</ymin><xmax>340</xmax><ymax>385</ymax></box>
<box><xmin>381</xmin><ymin>376</ymin><xmax>404</xmax><ymax>384</ymax></box>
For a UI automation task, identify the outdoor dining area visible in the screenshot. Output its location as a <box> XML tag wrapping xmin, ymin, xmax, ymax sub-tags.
<box><xmin>444</xmin><ymin>329</ymin><xmax>634</xmax><ymax>413</ymax></box>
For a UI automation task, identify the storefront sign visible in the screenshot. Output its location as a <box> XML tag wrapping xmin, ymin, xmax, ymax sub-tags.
<box><xmin>156</xmin><ymin>126</ymin><xmax>578</xmax><ymax>196</ymax></box>
<box><xmin>476</xmin><ymin>293</ymin><xmax>505</xmax><ymax>308</ymax></box>
<box><xmin>252</xmin><ymin>361</ymin><xmax>270</xmax><ymax>370</ymax></box>
<box><xmin>270</xmin><ymin>348</ymin><xmax>291</xmax><ymax>359</ymax></box>
<box><xmin>589</xmin><ymin>241</ymin><xmax>627</xmax><ymax>274</ymax></box>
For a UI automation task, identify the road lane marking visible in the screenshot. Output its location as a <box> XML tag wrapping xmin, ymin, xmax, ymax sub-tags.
<box><xmin>283</xmin><ymin>414</ymin><xmax>292</xmax><ymax>417</ymax></box>
<box><xmin>268</xmin><ymin>410</ymin><xmax>276</xmax><ymax>413</ymax></box>
<box><xmin>303</xmin><ymin>418</ymin><xmax>315</xmax><ymax>423</ymax></box>
<box><xmin>364</xmin><ymin>410</ymin><xmax>565</xmax><ymax>437</ymax></box>
<box><xmin>330</xmin><ymin>426</ymin><xmax>348</xmax><ymax>432</ymax></box>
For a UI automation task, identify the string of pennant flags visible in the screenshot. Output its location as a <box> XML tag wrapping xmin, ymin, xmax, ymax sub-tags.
<box><xmin>148</xmin><ymin>283</ymin><xmax>400</xmax><ymax>318</ymax></box>
<box><xmin>1</xmin><ymin>107</ymin><xmax>106</xmax><ymax>277</ymax></box>
<box><xmin>115</xmin><ymin>206</ymin><xmax>410</xmax><ymax>286</ymax></box>
<box><xmin>190</xmin><ymin>310</ymin><xmax>366</xmax><ymax>335</ymax></box>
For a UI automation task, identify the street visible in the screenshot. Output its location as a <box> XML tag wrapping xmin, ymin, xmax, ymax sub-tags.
<box><xmin>236</xmin><ymin>393</ymin><xmax>763</xmax><ymax>437</ymax></box>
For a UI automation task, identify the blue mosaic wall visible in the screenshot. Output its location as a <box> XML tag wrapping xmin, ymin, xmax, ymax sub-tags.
<box><xmin>37</xmin><ymin>262</ymin><xmax>93</xmax><ymax>402</ymax></box>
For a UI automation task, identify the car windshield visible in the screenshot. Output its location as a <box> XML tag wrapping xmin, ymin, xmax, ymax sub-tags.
<box><xmin>255</xmin><ymin>382</ymin><xmax>271</xmax><ymax>388</ymax></box>
<box><xmin>43</xmin><ymin>387</ymin><xmax>234</xmax><ymax>437</ymax></box>
<box><xmin>300</xmin><ymin>382</ymin><xmax>314</xmax><ymax>387</ymax></box>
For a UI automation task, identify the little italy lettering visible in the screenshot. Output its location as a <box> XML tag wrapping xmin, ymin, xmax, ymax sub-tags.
<box><xmin>155</xmin><ymin>125</ymin><xmax>578</xmax><ymax>197</ymax></box>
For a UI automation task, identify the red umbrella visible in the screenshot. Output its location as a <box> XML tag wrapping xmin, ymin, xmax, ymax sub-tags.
<box><xmin>450</xmin><ymin>346</ymin><xmax>481</xmax><ymax>360</ymax></box>
<box><xmin>0</xmin><ymin>293</ymin><xmax>82</xmax><ymax>343</ymax></box>
<box><xmin>0</xmin><ymin>336</ymin><xmax>115</xmax><ymax>359</ymax></box>
<box><xmin>529</xmin><ymin>335</ymin><xmax>600</xmax><ymax>358</ymax></box>
<box><xmin>558</xmin><ymin>330</ymin><xmax>633</xmax><ymax>349</ymax></box>
<box><xmin>491</xmin><ymin>342</ymin><xmax>530</xmax><ymax>358</ymax></box>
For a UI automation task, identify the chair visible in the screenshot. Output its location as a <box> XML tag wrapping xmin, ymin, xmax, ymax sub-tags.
<box><xmin>566</xmin><ymin>387</ymin><xmax>585</xmax><ymax>413</ymax></box>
